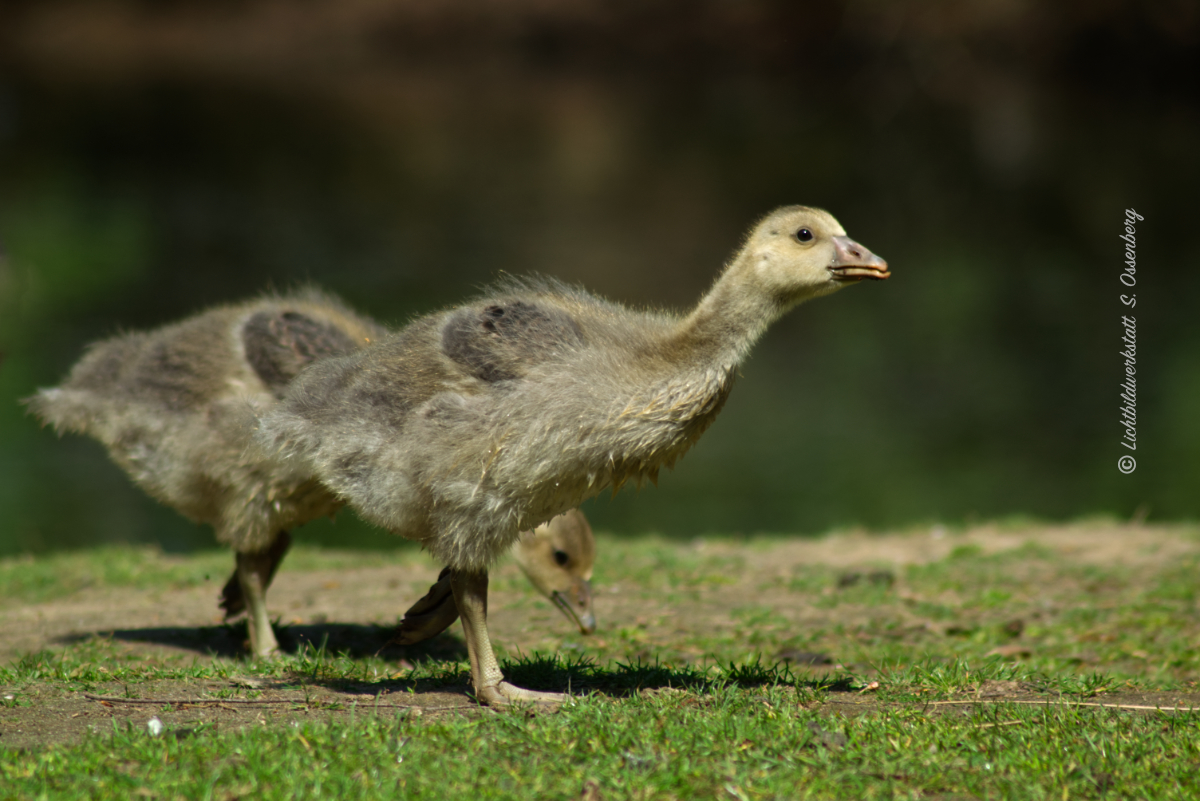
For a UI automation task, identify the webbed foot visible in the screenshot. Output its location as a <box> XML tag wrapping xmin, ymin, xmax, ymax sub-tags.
<box><xmin>392</xmin><ymin>567</ymin><xmax>460</xmax><ymax>645</ymax></box>
<box><xmin>477</xmin><ymin>681</ymin><xmax>566</xmax><ymax>710</ymax></box>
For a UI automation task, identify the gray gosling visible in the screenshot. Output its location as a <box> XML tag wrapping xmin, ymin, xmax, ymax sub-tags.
<box><xmin>26</xmin><ymin>293</ymin><xmax>598</xmax><ymax>657</ymax></box>
<box><xmin>26</xmin><ymin>292</ymin><xmax>382</xmax><ymax>658</ymax></box>
<box><xmin>254</xmin><ymin>206</ymin><xmax>889</xmax><ymax>707</ymax></box>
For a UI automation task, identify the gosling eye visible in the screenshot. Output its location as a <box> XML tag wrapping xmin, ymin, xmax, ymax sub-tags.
<box><xmin>795</xmin><ymin>228</ymin><xmax>813</xmax><ymax>243</ymax></box>
<box><xmin>553</xmin><ymin>550</ymin><xmax>570</xmax><ymax>567</ymax></box>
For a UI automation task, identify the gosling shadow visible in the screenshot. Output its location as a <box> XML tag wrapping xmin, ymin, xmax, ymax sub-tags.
<box><xmin>276</xmin><ymin>622</ymin><xmax>469</xmax><ymax>663</ymax></box>
<box><xmin>321</xmin><ymin>653</ymin><xmax>861</xmax><ymax>700</ymax></box>
<box><xmin>56</xmin><ymin>621</ymin><xmax>468</xmax><ymax>663</ymax></box>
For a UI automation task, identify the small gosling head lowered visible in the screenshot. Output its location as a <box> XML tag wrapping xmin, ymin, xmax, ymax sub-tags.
<box><xmin>513</xmin><ymin>509</ymin><xmax>596</xmax><ymax>635</ymax></box>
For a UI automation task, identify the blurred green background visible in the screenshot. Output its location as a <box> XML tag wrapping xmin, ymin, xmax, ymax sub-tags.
<box><xmin>1</xmin><ymin>1</ymin><xmax>1196</xmax><ymax>555</ymax></box>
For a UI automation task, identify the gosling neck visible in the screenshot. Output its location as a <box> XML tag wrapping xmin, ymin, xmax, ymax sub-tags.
<box><xmin>672</xmin><ymin>258</ymin><xmax>791</xmax><ymax>370</ymax></box>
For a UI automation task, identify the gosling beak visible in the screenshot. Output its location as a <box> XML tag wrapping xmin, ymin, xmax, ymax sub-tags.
<box><xmin>550</xmin><ymin>578</ymin><xmax>596</xmax><ymax>635</ymax></box>
<box><xmin>829</xmin><ymin>236</ymin><xmax>890</xmax><ymax>281</ymax></box>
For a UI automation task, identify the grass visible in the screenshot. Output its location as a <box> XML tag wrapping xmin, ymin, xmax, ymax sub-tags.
<box><xmin>3</xmin><ymin>522</ymin><xmax>1200</xmax><ymax>799</ymax></box>
<box><xmin>10</xmin><ymin>682</ymin><xmax>1200</xmax><ymax>800</ymax></box>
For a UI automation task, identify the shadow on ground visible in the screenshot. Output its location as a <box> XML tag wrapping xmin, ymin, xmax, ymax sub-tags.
<box><xmin>54</xmin><ymin>622</ymin><xmax>469</xmax><ymax>663</ymax></box>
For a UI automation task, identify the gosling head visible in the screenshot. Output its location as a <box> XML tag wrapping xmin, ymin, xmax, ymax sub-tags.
<box><xmin>513</xmin><ymin>509</ymin><xmax>597</xmax><ymax>635</ymax></box>
<box><xmin>740</xmin><ymin>206</ymin><xmax>889</xmax><ymax>309</ymax></box>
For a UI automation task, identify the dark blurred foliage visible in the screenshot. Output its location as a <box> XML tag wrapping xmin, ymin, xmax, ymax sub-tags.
<box><xmin>0</xmin><ymin>0</ymin><xmax>1196</xmax><ymax>554</ymax></box>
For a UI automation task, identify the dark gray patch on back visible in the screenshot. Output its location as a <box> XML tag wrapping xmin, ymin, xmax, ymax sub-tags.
<box><xmin>441</xmin><ymin>301</ymin><xmax>584</xmax><ymax>382</ymax></box>
<box><xmin>244</xmin><ymin>311</ymin><xmax>360</xmax><ymax>396</ymax></box>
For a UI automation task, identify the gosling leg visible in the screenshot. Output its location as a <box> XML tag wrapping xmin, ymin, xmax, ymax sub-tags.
<box><xmin>220</xmin><ymin>531</ymin><xmax>292</xmax><ymax>618</ymax></box>
<box><xmin>393</xmin><ymin>567</ymin><xmax>461</xmax><ymax>645</ymax></box>
<box><xmin>449</xmin><ymin>568</ymin><xmax>565</xmax><ymax>708</ymax></box>
<box><xmin>234</xmin><ymin>547</ymin><xmax>283</xmax><ymax>658</ymax></box>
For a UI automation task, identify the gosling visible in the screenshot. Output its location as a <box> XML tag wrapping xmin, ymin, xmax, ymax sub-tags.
<box><xmin>256</xmin><ymin>206</ymin><xmax>889</xmax><ymax>706</ymax></box>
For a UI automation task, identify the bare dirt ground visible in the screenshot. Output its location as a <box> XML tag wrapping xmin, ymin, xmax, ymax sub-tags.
<box><xmin>3</xmin><ymin>523</ymin><xmax>1199</xmax><ymax>749</ymax></box>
